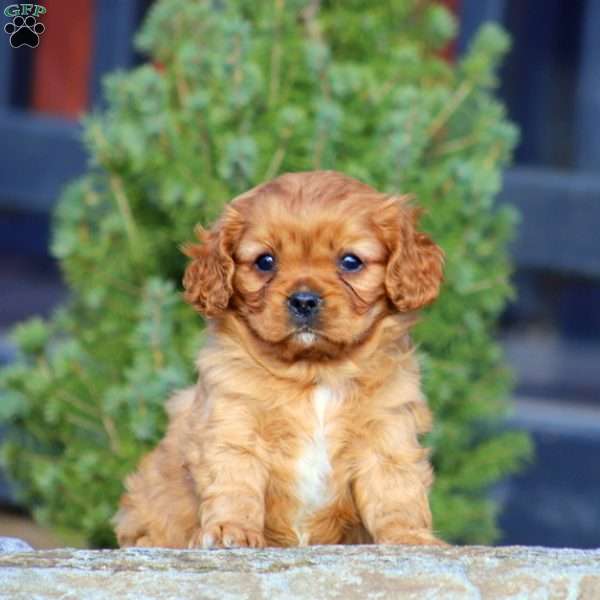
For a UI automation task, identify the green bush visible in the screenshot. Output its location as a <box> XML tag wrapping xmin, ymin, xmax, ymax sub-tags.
<box><xmin>0</xmin><ymin>0</ymin><xmax>531</xmax><ymax>547</ymax></box>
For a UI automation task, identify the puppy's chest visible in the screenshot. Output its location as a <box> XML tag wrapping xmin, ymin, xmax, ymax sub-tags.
<box><xmin>292</xmin><ymin>384</ymin><xmax>346</xmax><ymax>539</ymax></box>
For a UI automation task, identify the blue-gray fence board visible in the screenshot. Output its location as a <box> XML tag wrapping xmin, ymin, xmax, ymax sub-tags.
<box><xmin>91</xmin><ymin>0</ymin><xmax>149</xmax><ymax>108</ymax></box>
<box><xmin>575</xmin><ymin>0</ymin><xmax>600</xmax><ymax>170</ymax></box>
<box><xmin>0</xmin><ymin>110</ymin><xmax>85</xmax><ymax>212</ymax></box>
<box><xmin>0</xmin><ymin>25</ymin><xmax>12</xmax><ymax>108</ymax></box>
<box><xmin>500</xmin><ymin>167</ymin><xmax>600</xmax><ymax>276</ymax></box>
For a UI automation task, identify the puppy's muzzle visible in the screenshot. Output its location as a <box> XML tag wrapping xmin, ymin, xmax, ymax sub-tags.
<box><xmin>287</xmin><ymin>291</ymin><xmax>322</xmax><ymax>325</ymax></box>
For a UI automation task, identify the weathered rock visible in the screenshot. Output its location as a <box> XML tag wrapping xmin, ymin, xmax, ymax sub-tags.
<box><xmin>0</xmin><ymin>545</ymin><xmax>599</xmax><ymax>599</ymax></box>
<box><xmin>0</xmin><ymin>537</ymin><xmax>33</xmax><ymax>553</ymax></box>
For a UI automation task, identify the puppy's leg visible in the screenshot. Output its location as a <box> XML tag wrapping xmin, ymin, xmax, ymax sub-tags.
<box><xmin>352</xmin><ymin>403</ymin><xmax>445</xmax><ymax>546</ymax></box>
<box><xmin>353</xmin><ymin>457</ymin><xmax>443</xmax><ymax>545</ymax></box>
<box><xmin>188</xmin><ymin>399</ymin><xmax>268</xmax><ymax>549</ymax></box>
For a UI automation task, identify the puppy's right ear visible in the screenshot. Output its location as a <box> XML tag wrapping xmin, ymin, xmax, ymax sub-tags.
<box><xmin>181</xmin><ymin>207</ymin><xmax>244</xmax><ymax>318</ymax></box>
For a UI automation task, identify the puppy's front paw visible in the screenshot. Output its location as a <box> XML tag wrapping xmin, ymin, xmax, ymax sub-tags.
<box><xmin>376</xmin><ymin>528</ymin><xmax>447</xmax><ymax>546</ymax></box>
<box><xmin>188</xmin><ymin>523</ymin><xmax>265</xmax><ymax>549</ymax></box>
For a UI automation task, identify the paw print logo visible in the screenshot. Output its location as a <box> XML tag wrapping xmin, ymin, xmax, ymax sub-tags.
<box><xmin>4</xmin><ymin>15</ymin><xmax>45</xmax><ymax>48</ymax></box>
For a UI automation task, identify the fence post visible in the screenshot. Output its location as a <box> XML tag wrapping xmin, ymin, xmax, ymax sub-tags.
<box><xmin>574</xmin><ymin>0</ymin><xmax>600</xmax><ymax>170</ymax></box>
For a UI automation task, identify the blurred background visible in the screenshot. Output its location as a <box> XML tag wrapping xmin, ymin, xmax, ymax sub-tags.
<box><xmin>0</xmin><ymin>0</ymin><xmax>599</xmax><ymax>549</ymax></box>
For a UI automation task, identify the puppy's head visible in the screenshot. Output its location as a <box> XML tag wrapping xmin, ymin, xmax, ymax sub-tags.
<box><xmin>183</xmin><ymin>171</ymin><xmax>443</xmax><ymax>361</ymax></box>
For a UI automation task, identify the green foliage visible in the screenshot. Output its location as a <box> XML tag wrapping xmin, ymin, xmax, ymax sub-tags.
<box><xmin>0</xmin><ymin>0</ymin><xmax>531</xmax><ymax>546</ymax></box>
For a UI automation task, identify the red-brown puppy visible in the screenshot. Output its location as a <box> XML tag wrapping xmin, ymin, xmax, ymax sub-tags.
<box><xmin>114</xmin><ymin>170</ymin><xmax>444</xmax><ymax>548</ymax></box>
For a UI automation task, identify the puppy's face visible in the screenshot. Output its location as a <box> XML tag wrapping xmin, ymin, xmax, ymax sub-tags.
<box><xmin>183</xmin><ymin>172</ymin><xmax>443</xmax><ymax>361</ymax></box>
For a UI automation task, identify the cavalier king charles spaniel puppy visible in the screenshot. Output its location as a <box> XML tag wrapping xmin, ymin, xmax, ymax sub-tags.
<box><xmin>114</xmin><ymin>170</ymin><xmax>445</xmax><ymax>548</ymax></box>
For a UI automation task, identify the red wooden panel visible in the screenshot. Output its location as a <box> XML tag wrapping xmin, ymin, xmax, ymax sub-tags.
<box><xmin>31</xmin><ymin>1</ymin><xmax>95</xmax><ymax>119</ymax></box>
<box><xmin>440</xmin><ymin>0</ymin><xmax>461</xmax><ymax>62</ymax></box>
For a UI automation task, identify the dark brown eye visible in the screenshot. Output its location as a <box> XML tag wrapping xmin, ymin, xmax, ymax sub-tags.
<box><xmin>255</xmin><ymin>253</ymin><xmax>276</xmax><ymax>272</ymax></box>
<box><xmin>339</xmin><ymin>254</ymin><xmax>363</xmax><ymax>272</ymax></box>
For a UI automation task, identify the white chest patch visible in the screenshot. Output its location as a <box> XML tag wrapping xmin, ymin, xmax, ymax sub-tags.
<box><xmin>293</xmin><ymin>384</ymin><xmax>343</xmax><ymax>544</ymax></box>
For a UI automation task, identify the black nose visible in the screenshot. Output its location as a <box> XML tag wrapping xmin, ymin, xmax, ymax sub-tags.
<box><xmin>287</xmin><ymin>291</ymin><xmax>322</xmax><ymax>323</ymax></box>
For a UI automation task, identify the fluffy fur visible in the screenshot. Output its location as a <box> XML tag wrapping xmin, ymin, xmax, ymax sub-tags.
<box><xmin>114</xmin><ymin>170</ymin><xmax>445</xmax><ymax>548</ymax></box>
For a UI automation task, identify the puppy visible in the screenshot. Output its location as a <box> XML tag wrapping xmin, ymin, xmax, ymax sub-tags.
<box><xmin>114</xmin><ymin>170</ymin><xmax>444</xmax><ymax>548</ymax></box>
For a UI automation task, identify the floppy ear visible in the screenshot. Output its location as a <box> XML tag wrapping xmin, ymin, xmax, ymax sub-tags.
<box><xmin>375</xmin><ymin>197</ymin><xmax>444</xmax><ymax>313</ymax></box>
<box><xmin>181</xmin><ymin>206</ymin><xmax>244</xmax><ymax>317</ymax></box>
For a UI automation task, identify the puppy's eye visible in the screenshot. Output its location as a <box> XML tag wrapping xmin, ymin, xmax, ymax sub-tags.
<box><xmin>255</xmin><ymin>253</ymin><xmax>276</xmax><ymax>272</ymax></box>
<box><xmin>339</xmin><ymin>254</ymin><xmax>363</xmax><ymax>272</ymax></box>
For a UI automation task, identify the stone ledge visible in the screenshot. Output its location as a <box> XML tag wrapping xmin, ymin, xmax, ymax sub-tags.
<box><xmin>1</xmin><ymin>544</ymin><xmax>599</xmax><ymax>599</ymax></box>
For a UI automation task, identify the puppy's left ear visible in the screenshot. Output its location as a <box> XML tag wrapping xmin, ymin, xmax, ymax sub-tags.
<box><xmin>375</xmin><ymin>197</ymin><xmax>444</xmax><ymax>313</ymax></box>
<box><xmin>181</xmin><ymin>206</ymin><xmax>244</xmax><ymax>318</ymax></box>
